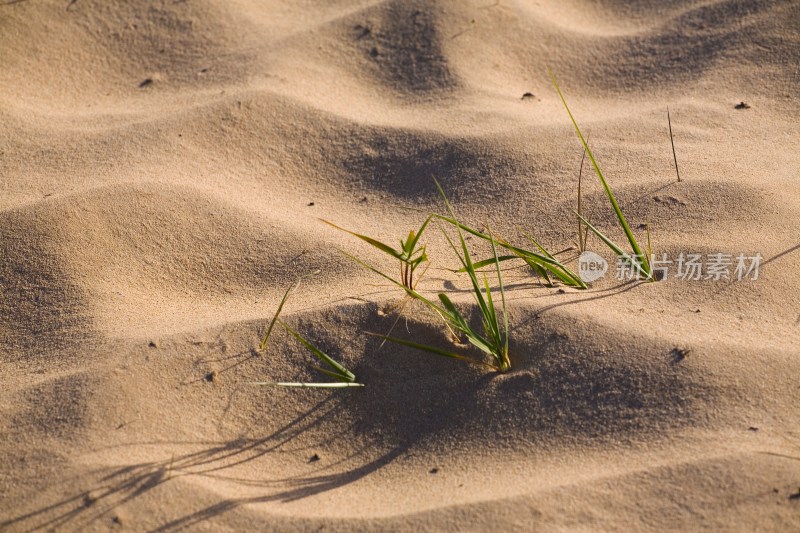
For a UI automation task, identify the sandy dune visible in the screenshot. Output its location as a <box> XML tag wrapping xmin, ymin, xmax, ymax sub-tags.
<box><xmin>2</xmin><ymin>0</ymin><xmax>799</xmax><ymax>530</ymax></box>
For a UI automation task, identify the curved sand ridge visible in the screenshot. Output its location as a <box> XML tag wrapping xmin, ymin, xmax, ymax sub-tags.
<box><xmin>2</xmin><ymin>0</ymin><xmax>799</xmax><ymax>530</ymax></box>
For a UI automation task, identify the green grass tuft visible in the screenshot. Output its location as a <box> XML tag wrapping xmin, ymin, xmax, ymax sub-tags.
<box><xmin>364</xmin><ymin>179</ymin><xmax>512</xmax><ymax>372</ymax></box>
<box><xmin>323</xmin><ymin>217</ymin><xmax>431</xmax><ymax>290</ymax></box>
<box><xmin>432</xmin><ymin>215</ymin><xmax>587</xmax><ymax>289</ymax></box>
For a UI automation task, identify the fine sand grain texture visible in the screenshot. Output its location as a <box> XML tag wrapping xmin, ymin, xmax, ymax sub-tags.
<box><xmin>2</xmin><ymin>0</ymin><xmax>799</xmax><ymax>531</ymax></box>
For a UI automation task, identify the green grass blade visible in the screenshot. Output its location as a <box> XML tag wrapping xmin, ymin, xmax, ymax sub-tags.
<box><xmin>483</xmin><ymin>273</ymin><xmax>495</xmax><ymax>321</ymax></box>
<box><xmin>490</xmin><ymin>234</ymin><xmax>583</xmax><ymax>287</ymax></box>
<box><xmin>450</xmin><ymin>236</ymin><xmax>494</xmax><ymax>342</ymax></box>
<box><xmin>309</xmin><ymin>365</ymin><xmax>352</xmax><ymax>383</ymax></box>
<box><xmin>457</xmin><ymin>255</ymin><xmax>519</xmax><ymax>271</ymax></box>
<box><xmin>260</xmin><ymin>270</ymin><xmax>320</xmax><ymax>351</ymax></box>
<box><xmin>369</xmin><ymin>333</ymin><xmax>467</xmax><ymax>361</ymax></box>
<box><xmin>279</xmin><ymin>320</ymin><xmax>356</xmax><ymax>382</ymax></box>
<box><xmin>432</xmin><ymin>179</ymin><xmax>509</xmax><ymax>370</ymax></box>
<box><xmin>487</xmin><ymin>228</ymin><xmax>509</xmax><ymax>369</ymax></box>
<box><xmin>482</xmin><ymin>273</ymin><xmax>499</xmax><ymax>343</ymax></box>
<box><xmin>528</xmin><ymin>261</ymin><xmax>554</xmax><ymax>285</ymax></box>
<box><xmin>522</xmin><ymin>257</ymin><xmax>565</xmax><ymax>284</ymax></box>
<box><xmin>432</xmin><ymin>180</ymin><xmax>479</xmax><ymax>275</ymax></box>
<box><xmin>463</xmin><ymin>333</ymin><xmax>495</xmax><ymax>356</ymax></box>
<box><xmin>368</xmin><ymin>332</ymin><xmax>494</xmax><ymax>369</ymax></box>
<box><xmin>438</xmin><ymin>293</ymin><xmax>495</xmax><ymax>355</ymax></box>
<box><xmin>520</xmin><ymin>252</ymin><xmax>584</xmax><ymax>288</ymax></box>
<box><xmin>433</xmin><ymin>214</ymin><xmax>584</xmax><ymax>286</ymax></box>
<box><xmin>401</xmin><ymin>229</ymin><xmax>416</xmax><ymax>255</ymax></box>
<box><xmin>517</xmin><ymin>227</ymin><xmax>556</xmax><ymax>260</ymax></box>
<box><xmin>548</xmin><ymin>66</ymin><xmax>651</xmax><ymax>275</ymax></box>
<box><xmin>431</xmin><ymin>183</ymin><xmax>495</xmax><ymax>332</ymax></box>
<box><xmin>322</xmin><ymin>219</ymin><xmax>404</xmax><ymax>260</ymax></box>
<box><xmin>436</xmin><ymin>219</ymin><xmax>493</xmax><ymax>329</ymax></box>
<box><xmin>342</xmin><ymin>251</ymin><xmax>443</xmax><ymax>313</ymax></box>
<box><xmin>437</xmin><ymin>293</ymin><xmax>470</xmax><ymax>331</ymax></box>
<box><xmin>405</xmin><ymin>215</ymin><xmax>432</xmax><ymax>255</ymax></box>
<box><xmin>410</xmin><ymin>250</ymin><xmax>428</xmax><ymax>269</ymax></box>
<box><xmin>438</xmin><ymin>223</ymin><xmax>471</xmax><ymax>274</ymax></box>
<box><xmin>260</xmin><ymin>283</ymin><xmax>293</xmax><ymax>351</ymax></box>
<box><xmin>574</xmin><ymin>211</ymin><xmax>652</xmax><ymax>280</ymax></box>
<box><xmin>512</xmin><ymin>227</ymin><xmax>585</xmax><ymax>287</ymax></box>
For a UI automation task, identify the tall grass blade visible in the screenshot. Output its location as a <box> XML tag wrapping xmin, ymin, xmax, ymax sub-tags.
<box><xmin>548</xmin><ymin>66</ymin><xmax>651</xmax><ymax>276</ymax></box>
<box><xmin>433</xmin><ymin>178</ymin><xmax>510</xmax><ymax>371</ymax></box>
<box><xmin>577</xmin><ymin>136</ymin><xmax>592</xmax><ymax>252</ymax></box>
<box><xmin>574</xmin><ymin>211</ymin><xmax>651</xmax><ymax>280</ymax></box>
<box><xmin>488</xmin><ymin>229</ymin><xmax>510</xmax><ymax>368</ymax></box>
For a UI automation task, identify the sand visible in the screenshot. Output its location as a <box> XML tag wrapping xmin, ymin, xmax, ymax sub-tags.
<box><xmin>2</xmin><ymin>0</ymin><xmax>799</xmax><ymax>530</ymax></box>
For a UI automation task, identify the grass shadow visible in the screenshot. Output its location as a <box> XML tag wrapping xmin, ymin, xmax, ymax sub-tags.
<box><xmin>1</xmin><ymin>396</ymin><xmax>409</xmax><ymax>532</ymax></box>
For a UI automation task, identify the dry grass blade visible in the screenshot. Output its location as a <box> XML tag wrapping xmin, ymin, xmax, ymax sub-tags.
<box><xmin>249</xmin><ymin>382</ymin><xmax>364</xmax><ymax>388</ymax></box>
<box><xmin>668</xmin><ymin>107</ymin><xmax>681</xmax><ymax>183</ymax></box>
